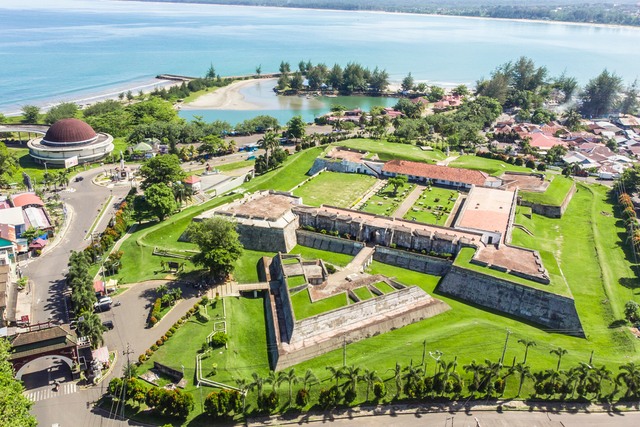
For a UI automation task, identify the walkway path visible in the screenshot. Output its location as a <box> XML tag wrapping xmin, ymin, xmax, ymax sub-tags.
<box><xmin>392</xmin><ymin>184</ymin><xmax>426</xmax><ymax>219</ymax></box>
<box><xmin>437</xmin><ymin>155</ymin><xmax>459</xmax><ymax>166</ymax></box>
<box><xmin>352</xmin><ymin>179</ymin><xmax>386</xmax><ymax>210</ymax></box>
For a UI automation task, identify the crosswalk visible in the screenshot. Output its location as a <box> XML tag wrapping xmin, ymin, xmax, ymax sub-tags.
<box><xmin>24</xmin><ymin>383</ymin><xmax>77</xmax><ymax>402</ymax></box>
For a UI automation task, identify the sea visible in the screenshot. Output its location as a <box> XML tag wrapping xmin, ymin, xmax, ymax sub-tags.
<box><xmin>2</xmin><ymin>0</ymin><xmax>640</xmax><ymax>124</ymax></box>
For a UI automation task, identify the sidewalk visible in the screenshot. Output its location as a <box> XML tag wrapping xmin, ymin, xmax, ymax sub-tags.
<box><xmin>392</xmin><ymin>184</ymin><xmax>426</xmax><ymax>219</ymax></box>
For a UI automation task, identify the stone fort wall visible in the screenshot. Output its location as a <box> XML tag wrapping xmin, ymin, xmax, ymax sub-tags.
<box><xmin>373</xmin><ymin>246</ymin><xmax>452</xmax><ymax>276</ymax></box>
<box><xmin>519</xmin><ymin>183</ymin><xmax>577</xmax><ymax>219</ymax></box>
<box><xmin>236</xmin><ymin>218</ymin><xmax>298</xmax><ymax>253</ymax></box>
<box><xmin>295</xmin><ymin>229</ymin><xmax>364</xmax><ymax>255</ymax></box>
<box><xmin>438</xmin><ymin>265</ymin><xmax>584</xmax><ymax>336</ymax></box>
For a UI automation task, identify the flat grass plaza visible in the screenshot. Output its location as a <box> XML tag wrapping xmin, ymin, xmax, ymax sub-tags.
<box><xmin>114</xmin><ymin>141</ymin><xmax>640</xmax><ymax>425</ymax></box>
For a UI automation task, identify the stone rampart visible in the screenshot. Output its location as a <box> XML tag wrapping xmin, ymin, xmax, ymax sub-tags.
<box><xmin>438</xmin><ymin>265</ymin><xmax>584</xmax><ymax>336</ymax></box>
<box><xmin>373</xmin><ymin>246</ymin><xmax>452</xmax><ymax>276</ymax></box>
<box><xmin>236</xmin><ymin>218</ymin><xmax>298</xmax><ymax>253</ymax></box>
<box><xmin>295</xmin><ymin>229</ymin><xmax>364</xmax><ymax>256</ymax></box>
<box><xmin>519</xmin><ymin>183</ymin><xmax>576</xmax><ymax>219</ymax></box>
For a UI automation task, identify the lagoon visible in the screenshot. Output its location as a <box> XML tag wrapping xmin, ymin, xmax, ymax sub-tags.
<box><xmin>3</xmin><ymin>0</ymin><xmax>640</xmax><ymax>117</ymax></box>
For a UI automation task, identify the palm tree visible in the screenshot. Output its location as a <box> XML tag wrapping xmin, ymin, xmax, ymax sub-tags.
<box><xmin>592</xmin><ymin>365</ymin><xmax>613</xmax><ymax>398</ymax></box>
<box><xmin>563</xmin><ymin>107</ymin><xmax>582</xmax><ymax>131</ymax></box>
<box><xmin>156</xmin><ymin>284</ymin><xmax>168</xmax><ymax>295</ymax></box>
<box><xmin>437</xmin><ymin>358</ymin><xmax>458</xmax><ymax>396</ymax></box>
<box><xmin>326</xmin><ymin>366</ymin><xmax>344</xmax><ymax>388</ymax></box>
<box><xmin>278</xmin><ymin>368</ymin><xmax>300</xmax><ymax>410</ymax></box>
<box><xmin>561</xmin><ymin>367</ymin><xmax>581</xmax><ymax>398</ymax></box>
<box><xmin>248</xmin><ymin>372</ymin><xmax>267</xmax><ymax>398</ymax></box>
<box><xmin>58</xmin><ymin>171</ymin><xmax>70</xmax><ymax>188</ymax></box>
<box><xmin>267</xmin><ymin>370</ymin><xmax>281</xmax><ymax>393</ymax></box>
<box><xmin>403</xmin><ymin>364</ymin><xmax>425</xmax><ymax>390</ymax></box>
<box><xmin>360</xmin><ymin>369</ymin><xmax>381</xmax><ymax>401</ymax></box>
<box><xmin>342</xmin><ymin>365</ymin><xmax>361</xmax><ymax>393</ymax></box>
<box><xmin>617</xmin><ymin>362</ymin><xmax>640</xmax><ymax>398</ymax></box>
<box><xmin>481</xmin><ymin>359</ymin><xmax>501</xmax><ymax>397</ymax></box>
<box><xmin>234</xmin><ymin>378</ymin><xmax>248</xmax><ymax>413</ymax></box>
<box><xmin>77</xmin><ymin>313</ymin><xmax>107</xmax><ymax>349</ymax></box>
<box><xmin>550</xmin><ymin>347</ymin><xmax>568</xmax><ymax>371</ymax></box>
<box><xmin>258</xmin><ymin>132</ymin><xmax>279</xmax><ymax>170</ymax></box>
<box><xmin>518</xmin><ymin>339</ymin><xmax>537</xmax><ymax>364</ymax></box>
<box><xmin>511</xmin><ymin>363</ymin><xmax>534</xmax><ymax>397</ymax></box>
<box><xmin>387</xmin><ymin>362</ymin><xmax>403</xmax><ymax>399</ymax></box>
<box><xmin>298</xmin><ymin>369</ymin><xmax>317</xmax><ymax>392</ymax></box>
<box><xmin>463</xmin><ymin>360</ymin><xmax>483</xmax><ymax>398</ymax></box>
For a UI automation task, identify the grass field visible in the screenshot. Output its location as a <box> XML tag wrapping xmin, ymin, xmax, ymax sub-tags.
<box><xmin>292</xmin><ymin>171</ymin><xmax>376</xmax><ymax>207</ymax></box>
<box><xmin>353</xmin><ymin>286</ymin><xmax>373</xmax><ymax>301</ymax></box>
<box><xmin>520</xmin><ymin>176</ymin><xmax>574</xmax><ymax>206</ymax></box>
<box><xmin>287</xmin><ymin>275</ymin><xmax>307</xmax><ymax>288</ymax></box>
<box><xmin>290</xmin><ymin>288</ymin><xmax>348</xmax><ymax>320</ymax></box>
<box><xmin>213</xmin><ymin>159</ymin><xmax>255</xmax><ymax>172</ymax></box>
<box><xmin>233</xmin><ymin>249</ymin><xmax>276</xmax><ymax>283</ymax></box>
<box><xmin>372</xmin><ymin>281</ymin><xmax>395</xmax><ymax>294</ymax></box>
<box><xmin>288</xmin><ymin>244</ymin><xmax>354</xmax><ymax>267</ymax></box>
<box><xmin>403</xmin><ymin>186</ymin><xmax>457</xmax><ymax>224</ymax></box>
<box><xmin>336</xmin><ymin>139</ymin><xmax>446</xmax><ymax>162</ymax></box>
<box><xmin>449</xmin><ymin>155</ymin><xmax>534</xmax><ymax>176</ymax></box>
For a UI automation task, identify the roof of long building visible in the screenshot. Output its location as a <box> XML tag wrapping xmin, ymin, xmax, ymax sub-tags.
<box><xmin>382</xmin><ymin>159</ymin><xmax>489</xmax><ymax>186</ymax></box>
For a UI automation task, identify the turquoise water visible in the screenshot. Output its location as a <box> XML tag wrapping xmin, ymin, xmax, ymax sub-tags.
<box><xmin>179</xmin><ymin>79</ymin><xmax>397</xmax><ymax>124</ymax></box>
<box><xmin>3</xmin><ymin>0</ymin><xmax>640</xmax><ymax>116</ymax></box>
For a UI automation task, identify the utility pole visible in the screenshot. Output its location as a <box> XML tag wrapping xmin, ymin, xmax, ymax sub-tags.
<box><xmin>499</xmin><ymin>328</ymin><xmax>513</xmax><ymax>367</ymax></box>
<box><xmin>197</xmin><ymin>381</ymin><xmax>203</xmax><ymax>413</ymax></box>
<box><xmin>122</xmin><ymin>344</ymin><xmax>134</xmax><ymax>419</ymax></box>
<box><xmin>589</xmin><ymin>350</ymin><xmax>594</xmax><ymax>365</ymax></box>
<box><xmin>342</xmin><ymin>335</ymin><xmax>346</xmax><ymax>367</ymax></box>
<box><xmin>422</xmin><ymin>340</ymin><xmax>427</xmax><ymax>370</ymax></box>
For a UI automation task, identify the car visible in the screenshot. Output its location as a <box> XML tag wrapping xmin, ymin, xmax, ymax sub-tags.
<box><xmin>247</xmin><ymin>155</ymin><xmax>256</xmax><ymax>160</ymax></box>
<box><xmin>75</xmin><ymin>176</ymin><xmax>84</xmax><ymax>182</ymax></box>
<box><xmin>98</xmin><ymin>296</ymin><xmax>112</xmax><ymax>305</ymax></box>
<box><xmin>102</xmin><ymin>320</ymin><xmax>114</xmax><ymax>330</ymax></box>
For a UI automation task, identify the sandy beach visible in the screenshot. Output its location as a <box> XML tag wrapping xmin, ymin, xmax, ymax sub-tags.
<box><xmin>182</xmin><ymin>78</ymin><xmax>276</xmax><ymax>111</ymax></box>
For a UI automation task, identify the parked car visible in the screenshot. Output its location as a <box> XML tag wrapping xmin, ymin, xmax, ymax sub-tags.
<box><xmin>75</xmin><ymin>176</ymin><xmax>84</xmax><ymax>182</ymax></box>
<box><xmin>102</xmin><ymin>320</ymin><xmax>114</xmax><ymax>330</ymax></box>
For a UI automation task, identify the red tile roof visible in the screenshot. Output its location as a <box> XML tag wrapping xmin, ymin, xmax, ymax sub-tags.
<box><xmin>184</xmin><ymin>175</ymin><xmax>201</xmax><ymax>184</ymax></box>
<box><xmin>528</xmin><ymin>133</ymin><xmax>567</xmax><ymax>149</ymax></box>
<box><xmin>12</xmin><ymin>193</ymin><xmax>44</xmax><ymax>208</ymax></box>
<box><xmin>382</xmin><ymin>159</ymin><xmax>489</xmax><ymax>186</ymax></box>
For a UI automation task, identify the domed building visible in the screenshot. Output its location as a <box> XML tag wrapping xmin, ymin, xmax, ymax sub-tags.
<box><xmin>27</xmin><ymin>118</ymin><xmax>114</xmax><ymax>167</ymax></box>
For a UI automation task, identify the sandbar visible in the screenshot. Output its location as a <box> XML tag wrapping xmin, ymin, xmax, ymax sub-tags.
<box><xmin>182</xmin><ymin>78</ymin><xmax>276</xmax><ymax>110</ymax></box>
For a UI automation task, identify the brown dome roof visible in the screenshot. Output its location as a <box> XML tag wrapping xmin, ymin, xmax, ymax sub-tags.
<box><xmin>44</xmin><ymin>118</ymin><xmax>96</xmax><ymax>143</ymax></box>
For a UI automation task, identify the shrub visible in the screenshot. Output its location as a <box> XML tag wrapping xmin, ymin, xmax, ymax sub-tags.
<box><xmin>526</xmin><ymin>159</ymin><xmax>536</xmax><ymax>169</ymax></box>
<box><xmin>211</xmin><ymin>332</ymin><xmax>229</xmax><ymax>346</ymax></box>
<box><xmin>161</xmin><ymin>335</ymin><xmax>168</xmax><ymax>342</ymax></box>
<box><xmin>373</xmin><ymin>382</ymin><xmax>387</xmax><ymax>399</ymax></box>
<box><xmin>343</xmin><ymin>388</ymin><xmax>357</xmax><ymax>404</ymax></box>
<box><xmin>181</xmin><ymin>316</ymin><xmax>186</xmax><ymax>321</ymax></box>
<box><xmin>301</xmin><ymin>225</ymin><xmax>315</xmax><ymax>232</ymax></box>
<box><xmin>390</xmin><ymin>243</ymin><xmax>396</xmax><ymax>249</ymax></box>
<box><xmin>166</xmin><ymin>331</ymin><xmax>173</xmax><ymax>338</ymax></box>
<box><xmin>318</xmin><ymin>386</ymin><xmax>340</xmax><ymax>408</ymax></box>
<box><xmin>257</xmin><ymin>391</ymin><xmax>279</xmax><ymax>412</ymax></box>
<box><xmin>151</xmin><ymin>344</ymin><xmax>158</xmax><ymax>351</ymax></box>
<box><xmin>515</xmin><ymin>157</ymin><xmax>524</xmax><ymax>166</ymax></box>
<box><xmin>295</xmin><ymin>388</ymin><xmax>309</xmax><ymax>407</ymax></box>
<box><xmin>623</xmin><ymin>207</ymin><xmax>636</xmax><ymax>219</ymax></box>
<box><xmin>193</xmin><ymin>303</ymin><xmax>200</xmax><ymax>310</ymax></box>
<box><xmin>204</xmin><ymin>392</ymin><xmax>219</xmax><ymax>416</ymax></box>
<box><xmin>326</xmin><ymin>264</ymin><xmax>337</xmax><ymax>274</ymax></box>
<box><xmin>149</xmin><ymin>316</ymin><xmax>158</xmax><ymax>326</ymax></box>
<box><xmin>138</xmin><ymin>354</ymin><xmax>146</xmax><ymax>363</ymax></box>
<box><xmin>146</xmin><ymin>349</ymin><xmax>153</xmax><ymax>357</ymax></box>
<box><xmin>170</xmin><ymin>327</ymin><xmax>177</xmax><ymax>333</ymax></box>
<box><xmin>188</xmin><ymin>308</ymin><xmax>196</xmax><ymax>314</ymax></box>
<box><xmin>320</xmin><ymin>229</ymin><xmax>327</xmax><ymax>234</ymax></box>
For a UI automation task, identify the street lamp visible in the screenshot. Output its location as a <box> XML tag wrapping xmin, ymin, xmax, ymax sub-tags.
<box><xmin>429</xmin><ymin>350</ymin><xmax>443</xmax><ymax>376</ymax></box>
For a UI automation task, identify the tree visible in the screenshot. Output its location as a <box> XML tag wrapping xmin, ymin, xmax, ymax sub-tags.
<box><xmin>298</xmin><ymin>60</ymin><xmax>306</xmax><ymax>73</ymax></box>
<box><xmin>258</xmin><ymin>132</ymin><xmax>279</xmax><ymax>170</ymax></box>
<box><xmin>276</xmin><ymin>72</ymin><xmax>289</xmax><ymax>91</ymax></box>
<box><xmin>279</xmin><ymin>368</ymin><xmax>299</xmax><ymax>409</ymax></box>
<box><xmin>328</xmin><ymin>64</ymin><xmax>343</xmax><ymax>90</ymax></box>
<box><xmin>453</xmin><ymin>84</ymin><xmax>470</xmax><ymax>96</ymax></box>
<box><xmin>389</xmin><ymin>175</ymin><xmax>408</xmax><ymax>195</ymax></box>
<box><xmin>580</xmin><ymin>69</ymin><xmax>623</xmax><ymax>117</ymax></box>
<box><xmin>0</xmin><ymin>339</ymin><xmax>37</xmax><ymax>426</ymax></box>
<box><xmin>206</xmin><ymin>63</ymin><xmax>216</xmax><ymax>79</ymax></box>
<box><xmin>186</xmin><ymin>216</ymin><xmax>243</xmax><ymax>277</ymax></box>
<box><xmin>249</xmin><ymin>372</ymin><xmax>267</xmax><ymax>398</ymax></box>
<box><xmin>547</xmin><ymin>145</ymin><xmax>567</xmax><ymax>164</ymax></box>
<box><xmin>255</xmin><ymin>64</ymin><xmax>262</xmax><ymax>76</ymax></box>
<box><xmin>401</xmin><ymin>72</ymin><xmax>414</xmax><ymax>92</ymax></box>
<box><xmin>387</xmin><ymin>362</ymin><xmax>403</xmax><ymax>399</ymax></box>
<box><xmin>511</xmin><ymin>363</ymin><xmax>534</xmax><ymax>397</ymax></box>
<box><xmin>415</xmin><ymin>82</ymin><xmax>428</xmax><ymax>94</ymax></box>
<box><xmin>172</xmin><ymin>182</ymin><xmax>192</xmax><ymax>211</ymax></box>
<box><xmin>78</xmin><ymin>313</ymin><xmax>108</xmax><ymax>349</ymax></box>
<box><xmin>286</xmin><ymin>115</ymin><xmax>306</xmax><ymax>142</ymax></box>
<box><xmin>145</xmin><ymin>184</ymin><xmax>176</xmax><ymax>221</ymax></box>
<box><xmin>621</xmin><ymin>79</ymin><xmax>639</xmax><ymax>115</ymax></box>
<box><xmin>290</xmin><ymin>71</ymin><xmax>304</xmax><ymax>90</ymax></box>
<box><xmin>463</xmin><ymin>360</ymin><xmax>483</xmax><ymax>397</ymax></box>
<box><xmin>370</xmin><ymin>67</ymin><xmax>390</xmax><ymax>92</ymax></box>
<box><xmin>21</xmin><ymin>227</ymin><xmax>40</xmax><ymax>245</ymax></box>
<box><xmin>550</xmin><ymin>347</ymin><xmax>568</xmax><ymax>371</ymax></box>
<box><xmin>198</xmin><ymin>135</ymin><xmax>223</xmax><ymax>157</ymax></box>
<box><xmin>592</xmin><ymin>365</ymin><xmax>612</xmax><ymax>397</ymax></box>
<box><xmin>139</xmin><ymin>154</ymin><xmax>186</xmax><ymax>189</ymax></box>
<box><xmin>126</xmin><ymin>90</ymin><xmax>134</xmax><ymax>102</ymax></box>
<box><xmin>21</xmin><ymin>105</ymin><xmax>40</xmax><ymax>123</ymax></box>
<box><xmin>118</xmin><ymin>92</ymin><xmax>125</xmax><ymax>101</ymax></box>
<box><xmin>300</xmin><ymin>368</ymin><xmax>318</xmax><ymax>391</ymax></box>
<box><xmin>326</xmin><ymin>366</ymin><xmax>344</xmax><ymax>388</ymax></box>
<box><xmin>234</xmin><ymin>378</ymin><xmax>249</xmax><ymax>413</ymax></box>
<box><xmin>429</xmin><ymin>85</ymin><xmax>445</xmax><ymax>101</ymax></box>
<box><xmin>606</xmin><ymin>138</ymin><xmax>618</xmax><ymax>153</ymax></box>
<box><xmin>44</xmin><ymin>102</ymin><xmax>78</xmax><ymax>124</ymax></box>
<box><xmin>617</xmin><ymin>362</ymin><xmax>640</xmax><ymax>398</ymax></box>
<box><xmin>624</xmin><ymin>300</ymin><xmax>640</xmax><ymax>322</ymax></box>
<box><xmin>279</xmin><ymin>61</ymin><xmax>290</xmax><ymax>74</ymax></box>
<box><xmin>518</xmin><ymin>339</ymin><xmax>537</xmax><ymax>364</ymax></box>
<box><xmin>360</xmin><ymin>369</ymin><xmax>381</xmax><ymax>401</ymax></box>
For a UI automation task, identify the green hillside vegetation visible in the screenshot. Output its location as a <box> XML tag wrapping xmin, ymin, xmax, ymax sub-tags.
<box><xmin>520</xmin><ymin>176</ymin><xmax>574</xmax><ymax>206</ymax></box>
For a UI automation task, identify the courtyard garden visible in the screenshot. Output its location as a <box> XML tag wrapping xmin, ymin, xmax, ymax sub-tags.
<box><xmin>403</xmin><ymin>186</ymin><xmax>458</xmax><ymax>225</ymax></box>
<box><xmin>292</xmin><ymin>171</ymin><xmax>376</xmax><ymax>207</ymax></box>
<box><xmin>359</xmin><ymin>181</ymin><xmax>416</xmax><ymax>216</ymax></box>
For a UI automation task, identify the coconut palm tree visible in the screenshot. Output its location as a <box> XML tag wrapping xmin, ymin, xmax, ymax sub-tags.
<box><xmin>592</xmin><ymin>365</ymin><xmax>613</xmax><ymax>398</ymax></box>
<box><xmin>267</xmin><ymin>370</ymin><xmax>281</xmax><ymax>393</ymax></box>
<box><xmin>360</xmin><ymin>369</ymin><xmax>381</xmax><ymax>401</ymax></box>
<box><xmin>617</xmin><ymin>362</ymin><xmax>640</xmax><ymax>398</ymax></box>
<box><xmin>258</xmin><ymin>132</ymin><xmax>279</xmax><ymax>170</ymax></box>
<box><xmin>518</xmin><ymin>339</ymin><xmax>537</xmax><ymax>364</ymax></box>
<box><xmin>298</xmin><ymin>368</ymin><xmax>318</xmax><ymax>392</ymax></box>
<box><xmin>403</xmin><ymin>364</ymin><xmax>425</xmax><ymax>390</ymax></box>
<box><xmin>278</xmin><ymin>368</ymin><xmax>300</xmax><ymax>409</ymax></box>
<box><xmin>481</xmin><ymin>359</ymin><xmax>501</xmax><ymax>397</ymax></box>
<box><xmin>387</xmin><ymin>362</ymin><xmax>403</xmax><ymax>399</ymax></box>
<box><xmin>156</xmin><ymin>284</ymin><xmax>168</xmax><ymax>295</ymax></box>
<box><xmin>511</xmin><ymin>363</ymin><xmax>534</xmax><ymax>397</ymax></box>
<box><xmin>326</xmin><ymin>366</ymin><xmax>344</xmax><ymax>388</ymax></box>
<box><xmin>550</xmin><ymin>347</ymin><xmax>568</xmax><ymax>371</ymax></box>
<box><xmin>58</xmin><ymin>170</ymin><xmax>70</xmax><ymax>188</ymax></box>
<box><xmin>561</xmin><ymin>367</ymin><xmax>581</xmax><ymax>398</ymax></box>
<box><xmin>342</xmin><ymin>365</ymin><xmax>361</xmax><ymax>391</ymax></box>
<box><xmin>249</xmin><ymin>372</ymin><xmax>267</xmax><ymax>398</ymax></box>
<box><xmin>437</xmin><ymin>358</ymin><xmax>458</xmax><ymax>396</ymax></box>
<box><xmin>234</xmin><ymin>378</ymin><xmax>248</xmax><ymax>413</ymax></box>
<box><xmin>77</xmin><ymin>313</ymin><xmax>108</xmax><ymax>349</ymax></box>
<box><xmin>463</xmin><ymin>360</ymin><xmax>483</xmax><ymax>398</ymax></box>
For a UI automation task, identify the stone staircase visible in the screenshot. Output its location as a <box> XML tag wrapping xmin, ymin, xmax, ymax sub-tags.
<box><xmin>514</xmin><ymin>224</ymin><xmax>534</xmax><ymax>236</ymax></box>
<box><xmin>346</xmin><ymin>246</ymin><xmax>376</xmax><ymax>272</ymax></box>
<box><xmin>209</xmin><ymin>281</ymin><xmax>239</xmax><ymax>298</ymax></box>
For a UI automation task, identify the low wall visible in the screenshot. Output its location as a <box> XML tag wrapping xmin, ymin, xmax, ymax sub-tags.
<box><xmin>295</xmin><ymin>229</ymin><xmax>364</xmax><ymax>256</ymax></box>
<box><xmin>154</xmin><ymin>362</ymin><xmax>183</xmax><ymax>381</ymax></box>
<box><xmin>373</xmin><ymin>246</ymin><xmax>452</xmax><ymax>276</ymax></box>
<box><xmin>519</xmin><ymin>183</ymin><xmax>576</xmax><ymax>218</ymax></box>
<box><xmin>438</xmin><ymin>266</ymin><xmax>584</xmax><ymax>336</ymax></box>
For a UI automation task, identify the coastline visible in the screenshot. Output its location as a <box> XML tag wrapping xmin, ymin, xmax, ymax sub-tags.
<box><xmin>116</xmin><ymin>1</ymin><xmax>640</xmax><ymax>31</ymax></box>
<box><xmin>181</xmin><ymin>78</ymin><xmax>276</xmax><ymax>111</ymax></box>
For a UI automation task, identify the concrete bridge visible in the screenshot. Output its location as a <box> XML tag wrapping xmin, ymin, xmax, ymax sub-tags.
<box><xmin>0</xmin><ymin>123</ymin><xmax>49</xmax><ymax>142</ymax></box>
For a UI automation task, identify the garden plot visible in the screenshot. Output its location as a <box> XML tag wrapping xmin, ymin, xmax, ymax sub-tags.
<box><xmin>359</xmin><ymin>182</ymin><xmax>416</xmax><ymax>216</ymax></box>
<box><xmin>403</xmin><ymin>186</ymin><xmax>458</xmax><ymax>225</ymax></box>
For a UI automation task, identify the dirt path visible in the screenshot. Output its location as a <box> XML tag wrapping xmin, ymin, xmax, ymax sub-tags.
<box><xmin>392</xmin><ymin>184</ymin><xmax>426</xmax><ymax>219</ymax></box>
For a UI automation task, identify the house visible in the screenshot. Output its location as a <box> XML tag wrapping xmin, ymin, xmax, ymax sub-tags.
<box><xmin>11</xmin><ymin>193</ymin><xmax>44</xmax><ymax>209</ymax></box>
<box><xmin>527</xmin><ymin>133</ymin><xmax>567</xmax><ymax>150</ymax></box>
<box><xmin>0</xmin><ymin>208</ymin><xmax>26</xmax><ymax>237</ymax></box>
<box><xmin>616</xmin><ymin>116</ymin><xmax>640</xmax><ymax>130</ymax></box>
<box><xmin>381</xmin><ymin>159</ymin><xmax>502</xmax><ymax>188</ymax></box>
<box><xmin>184</xmin><ymin>175</ymin><xmax>201</xmax><ymax>194</ymax></box>
<box><xmin>93</xmin><ymin>280</ymin><xmax>105</xmax><ymax>296</ymax></box>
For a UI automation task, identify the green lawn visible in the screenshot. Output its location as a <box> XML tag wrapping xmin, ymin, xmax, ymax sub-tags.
<box><xmin>520</xmin><ymin>176</ymin><xmax>573</xmax><ymax>206</ymax></box>
<box><xmin>353</xmin><ymin>286</ymin><xmax>373</xmax><ymax>301</ymax></box>
<box><xmin>292</xmin><ymin>171</ymin><xmax>376</xmax><ymax>207</ymax></box>
<box><xmin>290</xmin><ymin>288</ymin><xmax>348</xmax><ymax>320</ymax></box>
<box><xmin>454</xmin><ymin>247</ymin><xmax>571</xmax><ymax>297</ymax></box>
<box><xmin>337</xmin><ymin>139</ymin><xmax>446</xmax><ymax>162</ymax></box>
<box><xmin>369</xmin><ymin>182</ymin><xmax>415</xmax><ymax>203</ymax></box>
<box><xmin>404</xmin><ymin>207</ymin><xmax>448</xmax><ymax>225</ymax></box>
<box><xmin>233</xmin><ymin>249</ymin><xmax>276</xmax><ymax>283</ymax></box>
<box><xmin>287</xmin><ymin>275</ymin><xmax>307</xmax><ymax>288</ymax></box>
<box><xmin>449</xmin><ymin>155</ymin><xmax>534</xmax><ymax>176</ymax></box>
<box><xmin>213</xmin><ymin>159</ymin><xmax>255</xmax><ymax>172</ymax></box>
<box><xmin>359</xmin><ymin>200</ymin><xmax>395</xmax><ymax>216</ymax></box>
<box><xmin>403</xmin><ymin>186</ymin><xmax>457</xmax><ymax>224</ymax></box>
<box><xmin>288</xmin><ymin>244</ymin><xmax>354</xmax><ymax>267</ymax></box>
<box><xmin>372</xmin><ymin>281</ymin><xmax>396</xmax><ymax>294</ymax></box>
